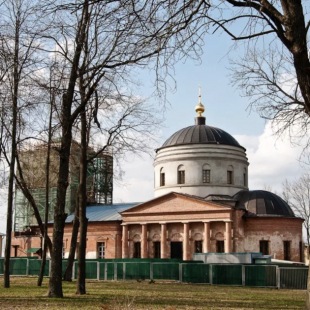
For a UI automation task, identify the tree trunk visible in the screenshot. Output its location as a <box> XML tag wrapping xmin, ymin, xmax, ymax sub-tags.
<box><xmin>63</xmin><ymin>215</ymin><xmax>79</xmax><ymax>281</ymax></box>
<box><xmin>47</xmin><ymin>118</ymin><xmax>71</xmax><ymax>297</ymax></box>
<box><xmin>4</xmin><ymin>11</ymin><xmax>20</xmax><ymax>288</ymax></box>
<box><xmin>47</xmin><ymin>2</ymin><xmax>89</xmax><ymax>297</ymax></box>
<box><xmin>76</xmin><ymin>106</ymin><xmax>88</xmax><ymax>295</ymax></box>
<box><xmin>283</xmin><ymin>1</ymin><xmax>310</xmax><ymax>115</ymax></box>
<box><xmin>38</xmin><ymin>73</ymin><xmax>54</xmax><ymax>286</ymax></box>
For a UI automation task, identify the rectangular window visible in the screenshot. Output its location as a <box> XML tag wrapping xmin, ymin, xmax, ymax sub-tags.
<box><xmin>216</xmin><ymin>241</ymin><xmax>224</xmax><ymax>253</ymax></box>
<box><xmin>243</xmin><ymin>173</ymin><xmax>247</xmax><ymax>186</ymax></box>
<box><xmin>97</xmin><ymin>242</ymin><xmax>105</xmax><ymax>259</ymax></box>
<box><xmin>202</xmin><ymin>170</ymin><xmax>211</xmax><ymax>183</ymax></box>
<box><xmin>134</xmin><ymin>242</ymin><xmax>141</xmax><ymax>258</ymax></box>
<box><xmin>195</xmin><ymin>240</ymin><xmax>203</xmax><ymax>253</ymax></box>
<box><xmin>160</xmin><ymin>173</ymin><xmax>165</xmax><ymax>186</ymax></box>
<box><xmin>227</xmin><ymin>170</ymin><xmax>233</xmax><ymax>184</ymax></box>
<box><xmin>283</xmin><ymin>241</ymin><xmax>291</xmax><ymax>261</ymax></box>
<box><xmin>154</xmin><ymin>241</ymin><xmax>161</xmax><ymax>258</ymax></box>
<box><xmin>178</xmin><ymin>170</ymin><xmax>185</xmax><ymax>184</ymax></box>
<box><xmin>259</xmin><ymin>240</ymin><xmax>269</xmax><ymax>255</ymax></box>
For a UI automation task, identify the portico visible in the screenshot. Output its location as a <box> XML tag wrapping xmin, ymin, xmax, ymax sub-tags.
<box><xmin>121</xmin><ymin>192</ymin><xmax>235</xmax><ymax>260</ymax></box>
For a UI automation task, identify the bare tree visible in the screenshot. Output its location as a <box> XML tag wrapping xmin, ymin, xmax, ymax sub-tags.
<box><xmin>283</xmin><ymin>175</ymin><xmax>310</xmax><ymax>251</ymax></box>
<box><xmin>0</xmin><ymin>0</ymin><xmax>60</xmax><ymax>288</ymax></box>
<box><xmin>0</xmin><ymin>0</ymin><xmax>41</xmax><ymax>288</ymax></box>
<box><xmin>36</xmin><ymin>0</ymin><xmax>209</xmax><ymax>298</ymax></box>
<box><xmin>201</xmin><ymin>3</ymin><xmax>310</xmax><ymax>307</ymax></box>
<box><xmin>282</xmin><ymin>173</ymin><xmax>310</xmax><ymax>308</ymax></box>
<box><xmin>194</xmin><ymin>1</ymin><xmax>310</xmax><ymax>142</ymax></box>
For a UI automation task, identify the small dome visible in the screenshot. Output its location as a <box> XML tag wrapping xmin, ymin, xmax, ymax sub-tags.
<box><xmin>160</xmin><ymin>125</ymin><xmax>244</xmax><ymax>150</ymax></box>
<box><xmin>234</xmin><ymin>190</ymin><xmax>295</xmax><ymax>217</ymax></box>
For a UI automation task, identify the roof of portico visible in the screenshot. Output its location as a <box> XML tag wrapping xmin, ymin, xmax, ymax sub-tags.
<box><xmin>120</xmin><ymin>192</ymin><xmax>234</xmax><ymax>223</ymax></box>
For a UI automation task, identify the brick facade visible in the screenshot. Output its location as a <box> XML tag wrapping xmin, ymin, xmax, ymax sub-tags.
<box><xmin>11</xmin><ymin>192</ymin><xmax>304</xmax><ymax>262</ymax></box>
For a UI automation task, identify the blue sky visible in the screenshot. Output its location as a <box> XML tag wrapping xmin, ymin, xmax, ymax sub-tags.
<box><xmin>0</xmin><ymin>31</ymin><xmax>306</xmax><ymax>234</ymax></box>
<box><xmin>113</xmin><ymin>33</ymin><xmax>306</xmax><ymax>204</ymax></box>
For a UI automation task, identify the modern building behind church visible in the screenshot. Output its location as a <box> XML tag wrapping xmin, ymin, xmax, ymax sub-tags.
<box><xmin>11</xmin><ymin>95</ymin><xmax>304</xmax><ymax>262</ymax></box>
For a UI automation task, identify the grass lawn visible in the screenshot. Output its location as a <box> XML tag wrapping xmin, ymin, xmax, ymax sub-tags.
<box><xmin>0</xmin><ymin>277</ymin><xmax>306</xmax><ymax>309</ymax></box>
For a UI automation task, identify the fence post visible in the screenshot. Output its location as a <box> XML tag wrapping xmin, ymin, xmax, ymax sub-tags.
<box><xmin>209</xmin><ymin>264</ymin><xmax>213</xmax><ymax>285</ymax></box>
<box><xmin>123</xmin><ymin>262</ymin><xmax>126</xmax><ymax>280</ymax></box>
<box><xmin>150</xmin><ymin>262</ymin><xmax>153</xmax><ymax>280</ymax></box>
<box><xmin>26</xmin><ymin>259</ymin><xmax>29</xmax><ymax>276</ymax></box>
<box><xmin>72</xmin><ymin>262</ymin><xmax>75</xmax><ymax>280</ymax></box>
<box><xmin>48</xmin><ymin>259</ymin><xmax>51</xmax><ymax>277</ymax></box>
<box><xmin>242</xmin><ymin>265</ymin><xmax>245</xmax><ymax>286</ymax></box>
<box><xmin>276</xmin><ymin>266</ymin><xmax>280</xmax><ymax>289</ymax></box>
<box><xmin>114</xmin><ymin>262</ymin><xmax>117</xmax><ymax>281</ymax></box>
<box><xmin>179</xmin><ymin>263</ymin><xmax>182</xmax><ymax>283</ymax></box>
<box><xmin>97</xmin><ymin>262</ymin><xmax>100</xmax><ymax>281</ymax></box>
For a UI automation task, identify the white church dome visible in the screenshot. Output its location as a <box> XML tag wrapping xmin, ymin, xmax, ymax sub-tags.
<box><xmin>154</xmin><ymin>95</ymin><xmax>249</xmax><ymax>198</ymax></box>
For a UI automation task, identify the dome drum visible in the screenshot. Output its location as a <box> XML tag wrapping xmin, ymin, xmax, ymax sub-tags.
<box><xmin>154</xmin><ymin>143</ymin><xmax>249</xmax><ymax>198</ymax></box>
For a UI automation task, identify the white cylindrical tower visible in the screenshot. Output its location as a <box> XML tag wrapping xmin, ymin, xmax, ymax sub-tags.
<box><xmin>154</xmin><ymin>95</ymin><xmax>249</xmax><ymax>198</ymax></box>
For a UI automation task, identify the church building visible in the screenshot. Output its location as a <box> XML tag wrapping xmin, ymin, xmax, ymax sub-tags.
<box><xmin>11</xmin><ymin>95</ymin><xmax>304</xmax><ymax>262</ymax></box>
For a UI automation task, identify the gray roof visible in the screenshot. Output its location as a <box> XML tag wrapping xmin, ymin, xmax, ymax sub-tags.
<box><xmin>65</xmin><ymin>203</ymin><xmax>139</xmax><ymax>223</ymax></box>
<box><xmin>159</xmin><ymin>125</ymin><xmax>244</xmax><ymax>151</ymax></box>
<box><xmin>234</xmin><ymin>190</ymin><xmax>295</xmax><ymax>217</ymax></box>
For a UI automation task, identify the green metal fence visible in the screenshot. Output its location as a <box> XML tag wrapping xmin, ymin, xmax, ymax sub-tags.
<box><xmin>181</xmin><ymin>263</ymin><xmax>210</xmax><ymax>283</ymax></box>
<box><xmin>28</xmin><ymin>259</ymin><xmax>49</xmax><ymax>276</ymax></box>
<box><xmin>280</xmin><ymin>267</ymin><xmax>308</xmax><ymax>289</ymax></box>
<box><xmin>244</xmin><ymin>265</ymin><xmax>277</xmax><ymax>287</ymax></box>
<box><xmin>211</xmin><ymin>264</ymin><xmax>243</xmax><ymax>286</ymax></box>
<box><xmin>10</xmin><ymin>258</ymin><xmax>28</xmax><ymax>275</ymax></box>
<box><xmin>152</xmin><ymin>262</ymin><xmax>179</xmax><ymax>280</ymax></box>
<box><xmin>0</xmin><ymin>258</ymin><xmax>307</xmax><ymax>290</ymax></box>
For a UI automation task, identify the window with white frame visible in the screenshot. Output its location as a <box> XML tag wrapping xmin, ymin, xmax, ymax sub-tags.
<box><xmin>97</xmin><ymin>242</ymin><xmax>105</xmax><ymax>259</ymax></box>
<box><xmin>202</xmin><ymin>164</ymin><xmax>211</xmax><ymax>183</ymax></box>
<box><xmin>160</xmin><ymin>167</ymin><xmax>165</xmax><ymax>186</ymax></box>
<box><xmin>177</xmin><ymin>165</ymin><xmax>185</xmax><ymax>184</ymax></box>
<box><xmin>227</xmin><ymin>165</ymin><xmax>234</xmax><ymax>184</ymax></box>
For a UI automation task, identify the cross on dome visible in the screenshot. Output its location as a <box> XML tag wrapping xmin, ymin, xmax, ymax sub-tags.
<box><xmin>195</xmin><ymin>87</ymin><xmax>205</xmax><ymax>117</ymax></box>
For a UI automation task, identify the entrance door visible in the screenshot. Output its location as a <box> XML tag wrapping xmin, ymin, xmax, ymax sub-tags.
<box><xmin>171</xmin><ymin>241</ymin><xmax>183</xmax><ymax>259</ymax></box>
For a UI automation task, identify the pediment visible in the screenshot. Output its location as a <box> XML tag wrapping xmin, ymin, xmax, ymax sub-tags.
<box><xmin>121</xmin><ymin>192</ymin><xmax>232</xmax><ymax>216</ymax></box>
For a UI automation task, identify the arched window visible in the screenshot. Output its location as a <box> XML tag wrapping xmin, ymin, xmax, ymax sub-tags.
<box><xmin>227</xmin><ymin>165</ymin><xmax>234</xmax><ymax>185</ymax></box>
<box><xmin>177</xmin><ymin>165</ymin><xmax>185</xmax><ymax>184</ymax></box>
<box><xmin>160</xmin><ymin>167</ymin><xmax>165</xmax><ymax>186</ymax></box>
<box><xmin>202</xmin><ymin>164</ymin><xmax>211</xmax><ymax>183</ymax></box>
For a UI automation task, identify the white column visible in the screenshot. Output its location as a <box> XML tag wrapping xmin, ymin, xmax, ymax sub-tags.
<box><xmin>141</xmin><ymin>223</ymin><xmax>147</xmax><ymax>258</ymax></box>
<box><xmin>225</xmin><ymin>221</ymin><xmax>232</xmax><ymax>253</ymax></box>
<box><xmin>160</xmin><ymin>223</ymin><xmax>167</xmax><ymax>259</ymax></box>
<box><xmin>203</xmin><ymin>221</ymin><xmax>211</xmax><ymax>253</ymax></box>
<box><xmin>183</xmin><ymin>222</ymin><xmax>189</xmax><ymax>261</ymax></box>
<box><xmin>122</xmin><ymin>224</ymin><xmax>129</xmax><ymax>258</ymax></box>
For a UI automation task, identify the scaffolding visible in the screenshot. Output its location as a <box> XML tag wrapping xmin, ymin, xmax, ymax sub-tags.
<box><xmin>87</xmin><ymin>153</ymin><xmax>113</xmax><ymax>204</ymax></box>
<box><xmin>14</xmin><ymin>141</ymin><xmax>113</xmax><ymax>232</ymax></box>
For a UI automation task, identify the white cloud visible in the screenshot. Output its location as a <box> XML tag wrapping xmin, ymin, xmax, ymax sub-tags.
<box><xmin>0</xmin><ymin>121</ymin><xmax>307</xmax><ymax>234</ymax></box>
<box><xmin>235</xmin><ymin>121</ymin><xmax>305</xmax><ymax>194</ymax></box>
<box><xmin>113</xmin><ymin>153</ymin><xmax>155</xmax><ymax>203</ymax></box>
<box><xmin>114</xmin><ymin>121</ymin><xmax>307</xmax><ymax>203</ymax></box>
